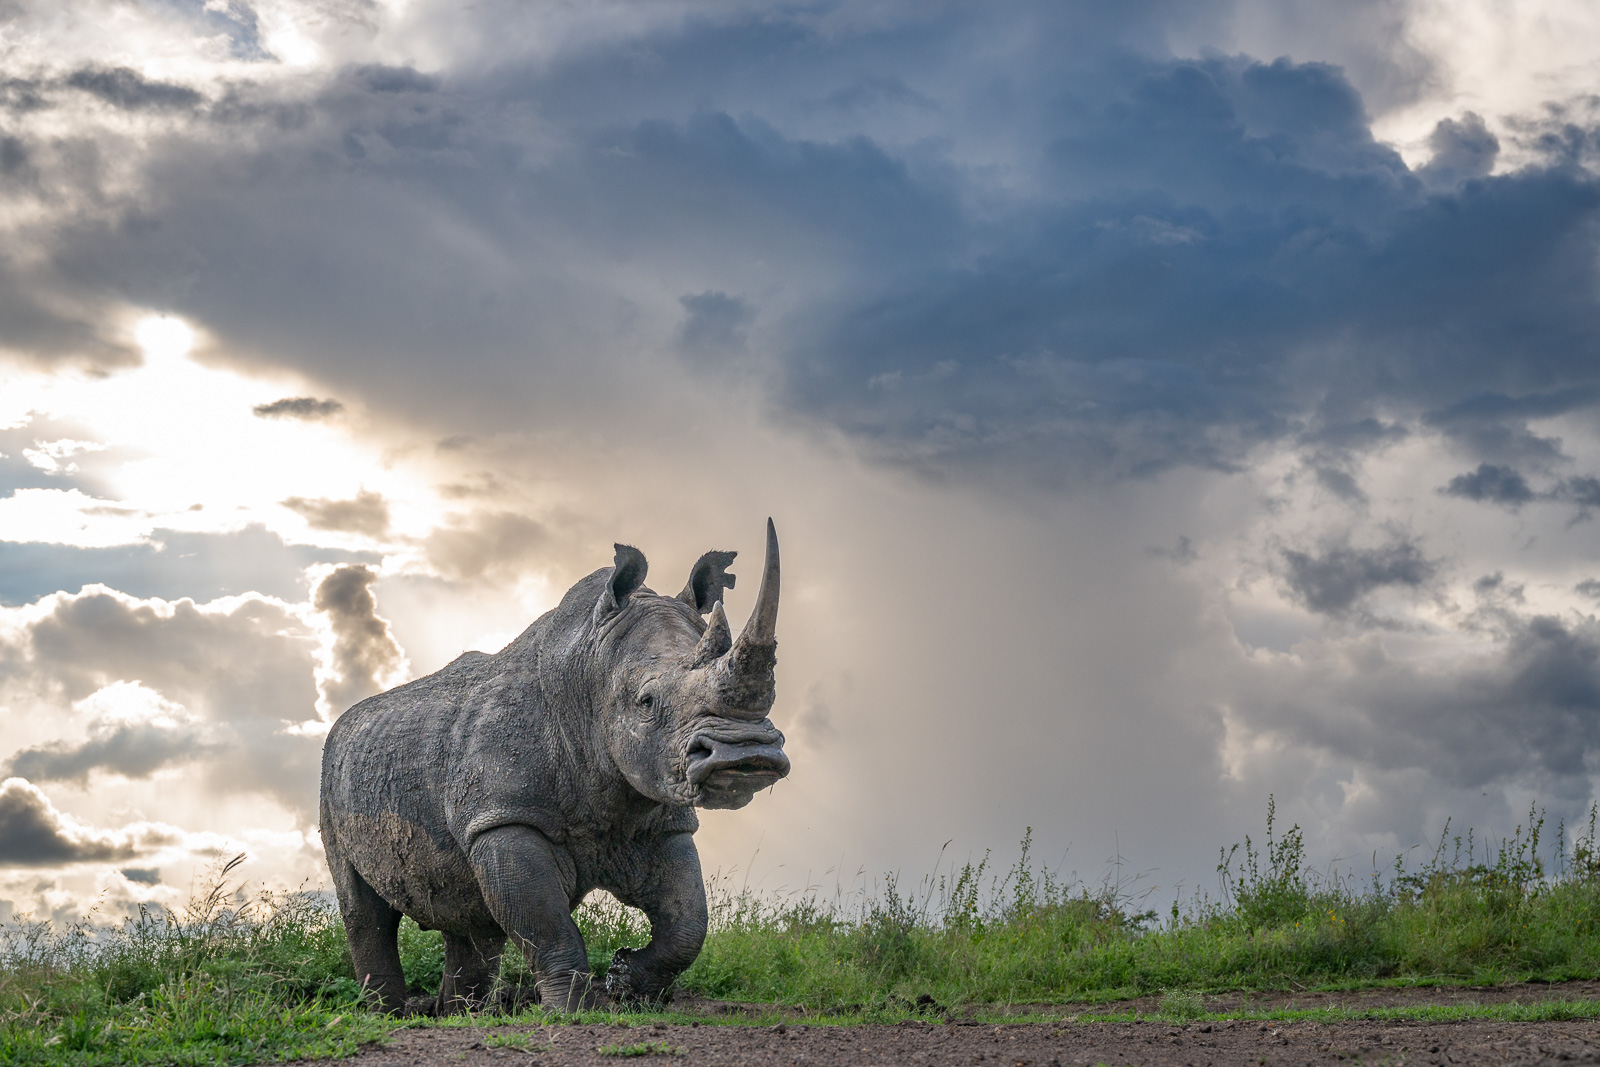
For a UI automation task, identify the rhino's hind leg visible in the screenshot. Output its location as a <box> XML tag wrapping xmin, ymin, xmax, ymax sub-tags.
<box><xmin>330</xmin><ymin>857</ymin><xmax>409</xmax><ymax>1013</ymax></box>
<box><xmin>606</xmin><ymin>832</ymin><xmax>708</xmax><ymax>1004</ymax></box>
<box><xmin>468</xmin><ymin>825</ymin><xmax>596</xmax><ymax>1012</ymax></box>
<box><xmin>437</xmin><ymin>930</ymin><xmax>506</xmax><ymax>1015</ymax></box>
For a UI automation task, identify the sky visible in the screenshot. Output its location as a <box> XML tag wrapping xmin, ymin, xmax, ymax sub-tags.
<box><xmin>2</xmin><ymin>0</ymin><xmax>1600</xmax><ymax>924</ymax></box>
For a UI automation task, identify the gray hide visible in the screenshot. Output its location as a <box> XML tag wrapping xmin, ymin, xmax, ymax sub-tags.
<box><xmin>319</xmin><ymin>521</ymin><xmax>788</xmax><ymax>1013</ymax></box>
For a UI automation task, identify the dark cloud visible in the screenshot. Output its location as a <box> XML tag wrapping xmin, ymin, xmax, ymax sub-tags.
<box><xmin>1555</xmin><ymin>475</ymin><xmax>1600</xmax><ymax>511</ymax></box>
<box><xmin>119</xmin><ymin>866</ymin><xmax>160</xmax><ymax>885</ymax></box>
<box><xmin>352</xmin><ymin>65</ymin><xmax>439</xmax><ymax>94</ymax></box>
<box><xmin>1147</xmin><ymin>535</ymin><xmax>1197</xmax><ymax>564</ymax></box>
<box><xmin>823</xmin><ymin>76</ymin><xmax>937</xmax><ymax>114</ymax></box>
<box><xmin>313</xmin><ymin>564</ymin><xmax>405</xmax><ymax>715</ymax></box>
<box><xmin>1418</xmin><ymin>112</ymin><xmax>1498</xmax><ymax>189</ymax></box>
<box><xmin>1300</xmin><ymin>418</ymin><xmax>1409</xmax><ymax>452</ymax></box>
<box><xmin>1314</xmin><ymin>466</ymin><xmax>1366</xmax><ymax>502</ymax></box>
<box><xmin>1281</xmin><ymin>538</ymin><xmax>1437</xmax><ymax>617</ymax></box>
<box><xmin>0</xmin><ymin>10</ymin><xmax>1596</xmax><ymax>486</ymax></box>
<box><xmin>1473</xmin><ymin>571</ymin><xmax>1522</xmax><ymax>601</ymax></box>
<box><xmin>0</xmin><ymin>255</ymin><xmax>134</xmax><ymax>366</ymax></box>
<box><xmin>0</xmin><ymin>778</ymin><xmax>170</xmax><ymax>867</ymax></box>
<box><xmin>252</xmin><ymin>397</ymin><xmax>344</xmax><ymax>420</ymax></box>
<box><xmin>1238</xmin><ymin>611</ymin><xmax>1600</xmax><ymax>796</ymax></box>
<box><xmin>0</xmin><ymin>135</ymin><xmax>28</xmax><ymax>175</ymax></box>
<box><xmin>1423</xmin><ymin>386</ymin><xmax>1600</xmax><ymax>466</ymax></box>
<box><xmin>3</xmin><ymin>720</ymin><xmax>208</xmax><ymax>786</ymax></box>
<box><xmin>63</xmin><ymin>67</ymin><xmax>203</xmax><ymax>111</ymax></box>
<box><xmin>281</xmin><ymin>490</ymin><xmax>390</xmax><ymax>538</ymax></box>
<box><xmin>1578</xmin><ymin>579</ymin><xmax>1600</xmax><ymax>601</ymax></box>
<box><xmin>1442</xmin><ymin>463</ymin><xmax>1536</xmax><ymax>508</ymax></box>
<box><xmin>0</xmin><ymin>76</ymin><xmax>47</xmax><ymax>114</ymax></box>
<box><xmin>676</xmin><ymin>291</ymin><xmax>754</xmax><ymax>364</ymax></box>
<box><xmin>783</xmin><ymin>62</ymin><xmax>1600</xmax><ymax>483</ymax></box>
<box><xmin>1436</xmin><ymin>466</ymin><xmax>1600</xmax><ymax>516</ymax></box>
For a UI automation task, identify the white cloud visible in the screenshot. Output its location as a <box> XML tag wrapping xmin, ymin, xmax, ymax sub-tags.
<box><xmin>0</xmin><ymin>488</ymin><xmax>154</xmax><ymax>548</ymax></box>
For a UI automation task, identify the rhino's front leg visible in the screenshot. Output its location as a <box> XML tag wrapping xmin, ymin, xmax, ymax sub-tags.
<box><xmin>607</xmin><ymin>832</ymin><xmax>709</xmax><ymax>1004</ymax></box>
<box><xmin>468</xmin><ymin>825</ymin><xmax>596</xmax><ymax>1012</ymax></box>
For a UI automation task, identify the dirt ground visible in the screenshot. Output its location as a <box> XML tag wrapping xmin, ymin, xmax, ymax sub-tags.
<box><xmin>331</xmin><ymin>983</ymin><xmax>1600</xmax><ymax>1067</ymax></box>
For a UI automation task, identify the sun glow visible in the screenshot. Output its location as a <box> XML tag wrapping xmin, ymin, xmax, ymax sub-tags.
<box><xmin>134</xmin><ymin>315</ymin><xmax>196</xmax><ymax>363</ymax></box>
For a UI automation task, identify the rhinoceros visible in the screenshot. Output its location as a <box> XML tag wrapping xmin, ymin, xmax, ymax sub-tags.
<box><xmin>318</xmin><ymin>521</ymin><xmax>788</xmax><ymax>1014</ymax></box>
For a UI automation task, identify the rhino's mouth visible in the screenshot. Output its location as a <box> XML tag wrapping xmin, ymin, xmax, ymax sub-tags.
<box><xmin>685</xmin><ymin>722</ymin><xmax>789</xmax><ymax>801</ymax></box>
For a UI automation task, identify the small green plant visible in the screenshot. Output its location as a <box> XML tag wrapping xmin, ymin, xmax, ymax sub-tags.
<box><xmin>1157</xmin><ymin>988</ymin><xmax>1206</xmax><ymax>1021</ymax></box>
<box><xmin>485</xmin><ymin>1031</ymin><xmax>552</xmax><ymax>1052</ymax></box>
<box><xmin>598</xmin><ymin>1038</ymin><xmax>684</xmax><ymax>1056</ymax></box>
<box><xmin>1216</xmin><ymin>795</ymin><xmax>1313</xmax><ymax>928</ymax></box>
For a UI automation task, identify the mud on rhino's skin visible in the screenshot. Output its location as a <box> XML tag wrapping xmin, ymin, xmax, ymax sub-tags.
<box><xmin>319</xmin><ymin>521</ymin><xmax>789</xmax><ymax>1015</ymax></box>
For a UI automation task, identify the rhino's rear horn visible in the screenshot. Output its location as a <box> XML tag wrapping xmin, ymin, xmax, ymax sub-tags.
<box><xmin>693</xmin><ymin>601</ymin><xmax>733</xmax><ymax>666</ymax></box>
<box><xmin>715</xmin><ymin>519</ymin><xmax>780</xmax><ymax>713</ymax></box>
<box><xmin>594</xmin><ymin>543</ymin><xmax>648</xmax><ymax>624</ymax></box>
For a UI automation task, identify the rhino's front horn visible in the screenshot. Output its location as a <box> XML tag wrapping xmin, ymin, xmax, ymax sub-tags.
<box><xmin>714</xmin><ymin>518</ymin><xmax>780</xmax><ymax>714</ymax></box>
<box><xmin>740</xmin><ymin>518</ymin><xmax>780</xmax><ymax>647</ymax></box>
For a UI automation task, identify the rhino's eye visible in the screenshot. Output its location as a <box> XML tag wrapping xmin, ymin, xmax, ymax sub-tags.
<box><xmin>637</xmin><ymin>691</ymin><xmax>655</xmax><ymax>710</ymax></box>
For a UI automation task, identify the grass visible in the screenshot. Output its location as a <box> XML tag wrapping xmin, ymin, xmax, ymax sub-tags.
<box><xmin>4</xmin><ymin>800</ymin><xmax>1600</xmax><ymax>1064</ymax></box>
<box><xmin>597</xmin><ymin>1039</ymin><xmax>684</xmax><ymax>1056</ymax></box>
<box><xmin>482</xmin><ymin>1031</ymin><xmax>551</xmax><ymax>1052</ymax></box>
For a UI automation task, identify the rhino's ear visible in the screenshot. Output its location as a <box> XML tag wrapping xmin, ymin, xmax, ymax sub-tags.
<box><xmin>594</xmin><ymin>543</ymin><xmax>648</xmax><ymax>623</ymax></box>
<box><xmin>678</xmin><ymin>550</ymin><xmax>737</xmax><ymax>614</ymax></box>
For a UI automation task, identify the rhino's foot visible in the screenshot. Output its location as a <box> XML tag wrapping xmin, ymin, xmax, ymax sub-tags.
<box><xmin>401</xmin><ymin>994</ymin><xmax>441</xmax><ymax>1018</ymax></box>
<box><xmin>490</xmin><ymin>982</ymin><xmax>542</xmax><ymax>1015</ymax></box>
<box><xmin>535</xmin><ymin>969</ymin><xmax>603</xmax><ymax>1013</ymax></box>
<box><xmin>603</xmin><ymin>948</ymin><xmax>675</xmax><ymax>1008</ymax></box>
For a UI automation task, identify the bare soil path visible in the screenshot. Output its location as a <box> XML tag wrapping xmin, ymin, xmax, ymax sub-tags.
<box><xmin>326</xmin><ymin>984</ymin><xmax>1600</xmax><ymax>1067</ymax></box>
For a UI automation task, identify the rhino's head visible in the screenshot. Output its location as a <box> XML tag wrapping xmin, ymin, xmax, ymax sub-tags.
<box><xmin>589</xmin><ymin>520</ymin><xmax>790</xmax><ymax>810</ymax></box>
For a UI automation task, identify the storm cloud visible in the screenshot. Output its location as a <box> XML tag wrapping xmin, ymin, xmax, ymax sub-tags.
<box><xmin>3</xmin><ymin>719</ymin><xmax>208</xmax><ymax>786</ymax></box>
<box><xmin>1443</xmin><ymin>464</ymin><xmax>1537</xmax><ymax>508</ymax></box>
<box><xmin>1280</xmin><ymin>539</ymin><xmax>1439</xmax><ymax>618</ymax></box>
<box><xmin>1231</xmin><ymin>609</ymin><xmax>1600</xmax><ymax>804</ymax></box>
<box><xmin>63</xmin><ymin>66</ymin><xmax>203</xmax><ymax>112</ymax></box>
<box><xmin>0</xmin><ymin>778</ymin><xmax>175</xmax><ymax>867</ymax></box>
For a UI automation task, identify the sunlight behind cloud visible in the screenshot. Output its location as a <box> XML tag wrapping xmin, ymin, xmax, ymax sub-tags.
<box><xmin>134</xmin><ymin>316</ymin><xmax>195</xmax><ymax>364</ymax></box>
<box><xmin>1377</xmin><ymin>0</ymin><xmax>1600</xmax><ymax>164</ymax></box>
<box><xmin>0</xmin><ymin>341</ymin><xmax>447</xmax><ymax>553</ymax></box>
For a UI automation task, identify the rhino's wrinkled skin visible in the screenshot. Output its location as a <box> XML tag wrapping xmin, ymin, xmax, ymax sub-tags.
<box><xmin>319</xmin><ymin>522</ymin><xmax>788</xmax><ymax>1014</ymax></box>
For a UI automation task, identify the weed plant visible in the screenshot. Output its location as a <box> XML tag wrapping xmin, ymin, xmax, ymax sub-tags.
<box><xmin>3</xmin><ymin>802</ymin><xmax>1600</xmax><ymax>1065</ymax></box>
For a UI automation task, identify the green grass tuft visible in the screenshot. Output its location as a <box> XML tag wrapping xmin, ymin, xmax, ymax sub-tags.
<box><xmin>597</xmin><ymin>1039</ymin><xmax>684</xmax><ymax>1056</ymax></box>
<box><xmin>1156</xmin><ymin>989</ymin><xmax>1206</xmax><ymax>1021</ymax></box>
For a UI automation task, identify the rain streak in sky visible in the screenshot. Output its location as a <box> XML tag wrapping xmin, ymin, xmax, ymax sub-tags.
<box><xmin>2</xmin><ymin>0</ymin><xmax>1600</xmax><ymax>920</ymax></box>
